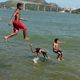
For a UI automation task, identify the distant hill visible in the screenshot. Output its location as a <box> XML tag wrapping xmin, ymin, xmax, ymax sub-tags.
<box><xmin>72</xmin><ymin>8</ymin><xmax>80</xmax><ymax>14</ymax></box>
<box><xmin>0</xmin><ymin>0</ymin><xmax>62</xmax><ymax>11</ymax></box>
<box><xmin>23</xmin><ymin>0</ymin><xmax>46</xmax><ymax>3</ymax></box>
<box><xmin>7</xmin><ymin>0</ymin><xmax>46</xmax><ymax>4</ymax></box>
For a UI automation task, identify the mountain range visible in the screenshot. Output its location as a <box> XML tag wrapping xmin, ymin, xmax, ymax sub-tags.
<box><xmin>0</xmin><ymin>0</ymin><xmax>61</xmax><ymax>11</ymax></box>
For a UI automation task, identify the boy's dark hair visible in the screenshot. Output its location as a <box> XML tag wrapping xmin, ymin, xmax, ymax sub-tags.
<box><xmin>54</xmin><ymin>38</ymin><xmax>59</xmax><ymax>43</ymax></box>
<box><xmin>17</xmin><ymin>3</ymin><xmax>23</xmax><ymax>8</ymax></box>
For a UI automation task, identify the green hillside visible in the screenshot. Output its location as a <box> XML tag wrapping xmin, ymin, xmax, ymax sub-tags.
<box><xmin>0</xmin><ymin>0</ymin><xmax>62</xmax><ymax>11</ymax></box>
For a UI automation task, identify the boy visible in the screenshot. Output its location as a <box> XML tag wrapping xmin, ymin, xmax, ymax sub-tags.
<box><xmin>29</xmin><ymin>44</ymin><xmax>49</xmax><ymax>63</ymax></box>
<box><xmin>53</xmin><ymin>38</ymin><xmax>64</xmax><ymax>61</ymax></box>
<box><xmin>4</xmin><ymin>3</ymin><xmax>30</xmax><ymax>41</ymax></box>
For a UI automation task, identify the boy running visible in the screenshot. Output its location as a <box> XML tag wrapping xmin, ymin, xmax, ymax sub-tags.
<box><xmin>4</xmin><ymin>3</ymin><xmax>30</xmax><ymax>41</ymax></box>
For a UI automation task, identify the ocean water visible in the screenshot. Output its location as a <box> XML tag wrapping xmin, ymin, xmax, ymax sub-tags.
<box><xmin>0</xmin><ymin>9</ymin><xmax>80</xmax><ymax>80</ymax></box>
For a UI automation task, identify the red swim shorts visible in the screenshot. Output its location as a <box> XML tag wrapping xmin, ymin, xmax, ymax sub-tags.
<box><xmin>13</xmin><ymin>20</ymin><xmax>27</xmax><ymax>32</ymax></box>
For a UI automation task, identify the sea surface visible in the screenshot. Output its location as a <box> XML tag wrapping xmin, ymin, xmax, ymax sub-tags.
<box><xmin>0</xmin><ymin>9</ymin><xmax>80</xmax><ymax>80</ymax></box>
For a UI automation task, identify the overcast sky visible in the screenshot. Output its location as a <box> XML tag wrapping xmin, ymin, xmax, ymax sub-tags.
<box><xmin>0</xmin><ymin>0</ymin><xmax>80</xmax><ymax>8</ymax></box>
<box><xmin>46</xmin><ymin>0</ymin><xmax>80</xmax><ymax>8</ymax></box>
<box><xmin>0</xmin><ymin>0</ymin><xmax>7</xmax><ymax>2</ymax></box>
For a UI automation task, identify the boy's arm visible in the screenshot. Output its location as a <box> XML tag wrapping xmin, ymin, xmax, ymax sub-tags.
<box><xmin>53</xmin><ymin>43</ymin><xmax>56</xmax><ymax>49</ymax></box>
<box><xmin>58</xmin><ymin>41</ymin><xmax>64</xmax><ymax>44</ymax></box>
<box><xmin>19</xmin><ymin>18</ymin><xmax>27</xmax><ymax>21</ymax></box>
<box><xmin>9</xmin><ymin>9</ymin><xmax>18</xmax><ymax>26</ymax></box>
<box><xmin>29</xmin><ymin>44</ymin><xmax>36</xmax><ymax>53</ymax></box>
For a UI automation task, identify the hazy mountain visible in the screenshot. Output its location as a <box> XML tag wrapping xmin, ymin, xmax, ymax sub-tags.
<box><xmin>0</xmin><ymin>0</ymin><xmax>62</xmax><ymax>11</ymax></box>
<box><xmin>7</xmin><ymin>0</ymin><xmax>46</xmax><ymax>3</ymax></box>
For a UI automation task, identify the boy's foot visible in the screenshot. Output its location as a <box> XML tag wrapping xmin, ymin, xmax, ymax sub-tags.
<box><xmin>4</xmin><ymin>36</ymin><xmax>8</xmax><ymax>41</ymax></box>
<box><xmin>61</xmin><ymin>58</ymin><xmax>64</xmax><ymax>61</ymax></box>
<box><xmin>33</xmin><ymin>57</ymin><xmax>39</xmax><ymax>63</ymax></box>
<box><xmin>60</xmin><ymin>57</ymin><xmax>64</xmax><ymax>61</ymax></box>
<box><xmin>33</xmin><ymin>59</ymin><xmax>37</xmax><ymax>63</ymax></box>
<box><xmin>25</xmin><ymin>37</ymin><xmax>30</xmax><ymax>41</ymax></box>
<box><xmin>57</xmin><ymin>58</ymin><xmax>61</xmax><ymax>61</ymax></box>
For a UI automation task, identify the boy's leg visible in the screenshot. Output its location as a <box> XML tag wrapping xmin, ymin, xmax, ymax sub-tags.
<box><xmin>60</xmin><ymin>52</ymin><xmax>64</xmax><ymax>60</ymax></box>
<box><xmin>42</xmin><ymin>53</ymin><xmax>46</xmax><ymax>58</ymax></box>
<box><xmin>41</xmin><ymin>50</ymin><xmax>49</xmax><ymax>60</ymax></box>
<box><xmin>43</xmin><ymin>53</ymin><xmax>49</xmax><ymax>59</ymax></box>
<box><xmin>53</xmin><ymin>50</ymin><xmax>60</xmax><ymax>60</ymax></box>
<box><xmin>19</xmin><ymin>22</ymin><xmax>30</xmax><ymax>41</ymax></box>
<box><xmin>40</xmin><ymin>49</ymin><xmax>47</xmax><ymax>58</ymax></box>
<box><xmin>57</xmin><ymin>52</ymin><xmax>61</xmax><ymax>61</ymax></box>
<box><xmin>23</xmin><ymin>31</ymin><xmax>30</xmax><ymax>41</ymax></box>
<box><xmin>58</xmin><ymin>50</ymin><xmax>64</xmax><ymax>60</ymax></box>
<box><xmin>4</xmin><ymin>30</ymin><xmax>18</xmax><ymax>41</ymax></box>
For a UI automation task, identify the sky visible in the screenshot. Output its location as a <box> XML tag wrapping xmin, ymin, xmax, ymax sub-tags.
<box><xmin>46</xmin><ymin>0</ymin><xmax>80</xmax><ymax>8</ymax></box>
<box><xmin>0</xmin><ymin>0</ymin><xmax>80</xmax><ymax>8</ymax></box>
<box><xmin>0</xmin><ymin>0</ymin><xmax>7</xmax><ymax>2</ymax></box>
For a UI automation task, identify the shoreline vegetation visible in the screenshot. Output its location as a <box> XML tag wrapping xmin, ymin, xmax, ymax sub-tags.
<box><xmin>0</xmin><ymin>0</ymin><xmax>80</xmax><ymax>14</ymax></box>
